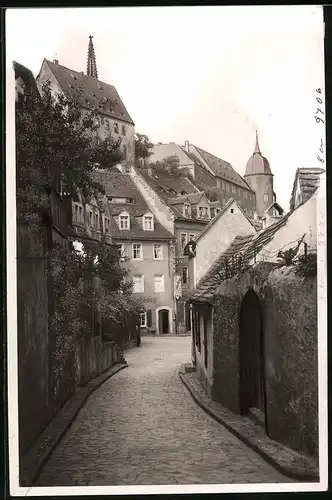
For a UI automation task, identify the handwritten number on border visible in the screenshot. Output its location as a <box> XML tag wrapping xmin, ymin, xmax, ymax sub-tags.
<box><xmin>315</xmin><ymin>88</ymin><xmax>325</xmax><ymax>164</ymax></box>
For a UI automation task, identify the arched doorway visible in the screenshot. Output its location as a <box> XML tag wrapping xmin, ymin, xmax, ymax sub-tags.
<box><xmin>156</xmin><ymin>307</ymin><xmax>172</xmax><ymax>334</ymax></box>
<box><xmin>239</xmin><ymin>289</ymin><xmax>267</xmax><ymax>427</ymax></box>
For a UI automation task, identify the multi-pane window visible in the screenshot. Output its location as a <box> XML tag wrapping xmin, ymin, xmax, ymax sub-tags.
<box><xmin>105</xmin><ymin>119</ymin><xmax>110</xmax><ymax>131</ymax></box>
<box><xmin>189</xmin><ymin>233</ymin><xmax>195</xmax><ymax>241</ymax></box>
<box><xmin>89</xmin><ymin>211</ymin><xmax>94</xmax><ymax>227</ymax></box>
<box><xmin>133</xmin><ymin>243</ymin><xmax>142</xmax><ymax>260</ymax></box>
<box><xmin>244</xmin><ymin>191</ymin><xmax>248</xmax><ymax>199</ymax></box>
<box><xmin>119</xmin><ymin>214</ymin><xmax>130</xmax><ymax>230</ymax></box>
<box><xmin>154</xmin><ymin>275</ymin><xmax>165</xmax><ymax>293</ymax></box>
<box><xmin>221</xmin><ymin>181</ymin><xmax>225</xmax><ymax>190</ymax></box>
<box><xmin>122</xmin><ymin>125</ymin><xmax>126</xmax><ymax>136</ymax></box>
<box><xmin>95</xmin><ymin>213</ymin><xmax>100</xmax><ymax>231</ymax></box>
<box><xmin>264</xmin><ymin>194</ymin><xmax>269</xmax><ymax>203</ymax></box>
<box><xmin>104</xmin><ymin>216</ymin><xmax>110</xmax><ymax>232</ymax></box>
<box><xmin>143</xmin><ymin>215</ymin><xmax>154</xmax><ymax>231</ymax></box>
<box><xmin>133</xmin><ymin>275</ymin><xmax>144</xmax><ymax>293</ymax></box>
<box><xmin>231</xmin><ymin>184</ymin><xmax>236</xmax><ymax>193</ymax></box>
<box><xmin>114</xmin><ymin>122</ymin><xmax>119</xmax><ymax>134</ymax></box>
<box><xmin>198</xmin><ymin>207</ymin><xmax>209</xmax><ymax>218</ymax></box>
<box><xmin>183</xmin><ymin>203</ymin><xmax>191</xmax><ymax>217</ymax></box>
<box><xmin>182</xmin><ymin>267</ymin><xmax>189</xmax><ymax>285</ymax></box>
<box><xmin>226</xmin><ymin>183</ymin><xmax>230</xmax><ymax>192</ymax></box>
<box><xmin>140</xmin><ymin>312</ymin><xmax>147</xmax><ymax>327</ymax></box>
<box><xmin>153</xmin><ymin>244</ymin><xmax>162</xmax><ymax>260</ymax></box>
<box><xmin>180</xmin><ymin>233</ymin><xmax>187</xmax><ymax>250</ymax></box>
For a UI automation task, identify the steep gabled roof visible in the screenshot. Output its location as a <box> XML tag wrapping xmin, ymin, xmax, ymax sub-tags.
<box><xmin>41</xmin><ymin>59</ymin><xmax>134</xmax><ymax>125</ymax></box>
<box><xmin>167</xmin><ymin>192</ymin><xmax>205</xmax><ymax>206</ymax></box>
<box><xmin>140</xmin><ymin>170</ymin><xmax>198</xmax><ymax>198</ymax></box>
<box><xmin>195</xmin><ymin>198</ymin><xmax>257</xmax><ymax>244</ymax></box>
<box><xmin>91</xmin><ymin>169</ymin><xmax>173</xmax><ymax>241</ymax></box>
<box><xmin>290</xmin><ymin>167</ymin><xmax>325</xmax><ymax>211</ymax></box>
<box><xmin>190</xmin><ymin>145</ymin><xmax>252</xmax><ymax>190</ymax></box>
<box><xmin>189</xmin><ymin>214</ymin><xmax>290</xmax><ymax>303</ymax></box>
<box><xmin>14</xmin><ymin>61</ymin><xmax>39</xmax><ymax>93</ymax></box>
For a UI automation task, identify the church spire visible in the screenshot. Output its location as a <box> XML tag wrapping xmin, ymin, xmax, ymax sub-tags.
<box><xmin>254</xmin><ymin>130</ymin><xmax>261</xmax><ymax>154</ymax></box>
<box><xmin>86</xmin><ymin>35</ymin><xmax>98</xmax><ymax>79</ymax></box>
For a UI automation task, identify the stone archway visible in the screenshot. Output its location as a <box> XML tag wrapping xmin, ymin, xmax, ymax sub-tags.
<box><xmin>239</xmin><ymin>289</ymin><xmax>267</xmax><ymax>428</ymax></box>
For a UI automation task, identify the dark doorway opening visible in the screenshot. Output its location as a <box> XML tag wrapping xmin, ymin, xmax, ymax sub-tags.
<box><xmin>158</xmin><ymin>309</ymin><xmax>170</xmax><ymax>334</ymax></box>
<box><xmin>203</xmin><ymin>315</ymin><xmax>208</xmax><ymax>368</ymax></box>
<box><xmin>239</xmin><ymin>289</ymin><xmax>267</xmax><ymax>429</ymax></box>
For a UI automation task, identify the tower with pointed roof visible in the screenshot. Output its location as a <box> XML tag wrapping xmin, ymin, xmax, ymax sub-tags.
<box><xmin>244</xmin><ymin>131</ymin><xmax>274</xmax><ymax>217</ymax></box>
<box><xmin>87</xmin><ymin>35</ymin><xmax>98</xmax><ymax>78</ymax></box>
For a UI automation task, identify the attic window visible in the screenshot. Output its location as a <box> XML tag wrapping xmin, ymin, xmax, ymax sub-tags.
<box><xmin>230</xmin><ymin>208</ymin><xmax>234</xmax><ymax>214</ymax></box>
<box><xmin>143</xmin><ymin>214</ymin><xmax>154</xmax><ymax>231</ymax></box>
<box><xmin>119</xmin><ymin>213</ymin><xmax>130</xmax><ymax>230</ymax></box>
<box><xmin>168</xmin><ymin>189</ymin><xmax>176</xmax><ymax>195</ymax></box>
<box><xmin>126</xmin><ymin>198</ymin><xmax>134</xmax><ymax>203</ymax></box>
<box><xmin>70</xmin><ymin>74</ymin><xmax>77</xmax><ymax>81</ymax></box>
<box><xmin>98</xmin><ymin>84</ymin><xmax>103</xmax><ymax>91</ymax></box>
<box><xmin>183</xmin><ymin>203</ymin><xmax>191</xmax><ymax>217</ymax></box>
<box><xmin>181</xmin><ymin>191</ymin><xmax>187</xmax><ymax>195</ymax></box>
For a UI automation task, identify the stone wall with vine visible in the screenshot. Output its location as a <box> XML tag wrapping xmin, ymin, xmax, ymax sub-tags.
<box><xmin>212</xmin><ymin>259</ymin><xmax>318</xmax><ymax>458</ymax></box>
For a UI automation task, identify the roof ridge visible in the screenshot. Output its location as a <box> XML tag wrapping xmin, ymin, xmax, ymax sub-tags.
<box><xmin>194</xmin><ymin>145</ymin><xmax>231</xmax><ymax>166</ymax></box>
<box><xmin>46</xmin><ymin>59</ymin><xmax>116</xmax><ymax>89</ymax></box>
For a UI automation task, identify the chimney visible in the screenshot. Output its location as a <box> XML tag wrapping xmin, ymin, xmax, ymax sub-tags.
<box><xmin>53</xmin><ymin>59</ymin><xmax>58</xmax><ymax>65</ymax></box>
<box><xmin>184</xmin><ymin>140</ymin><xmax>189</xmax><ymax>152</ymax></box>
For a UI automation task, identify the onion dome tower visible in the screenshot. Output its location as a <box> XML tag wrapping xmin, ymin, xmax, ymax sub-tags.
<box><xmin>244</xmin><ymin>131</ymin><xmax>274</xmax><ymax>216</ymax></box>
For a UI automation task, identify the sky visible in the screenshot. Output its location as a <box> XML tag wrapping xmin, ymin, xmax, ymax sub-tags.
<box><xmin>6</xmin><ymin>6</ymin><xmax>325</xmax><ymax>210</ymax></box>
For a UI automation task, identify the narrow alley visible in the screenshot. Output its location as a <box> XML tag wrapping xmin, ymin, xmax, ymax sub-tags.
<box><xmin>35</xmin><ymin>337</ymin><xmax>293</xmax><ymax>486</ymax></box>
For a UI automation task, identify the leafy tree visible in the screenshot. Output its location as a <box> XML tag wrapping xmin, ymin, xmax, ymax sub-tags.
<box><xmin>134</xmin><ymin>133</ymin><xmax>154</xmax><ymax>166</ymax></box>
<box><xmin>16</xmin><ymin>78</ymin><xmax>123</xmax><ymax>222</ymax></box>
<box><xmin>16</xmin><ymin>71</ymin><xmax>141</xmax><ymax>377</ymax></box>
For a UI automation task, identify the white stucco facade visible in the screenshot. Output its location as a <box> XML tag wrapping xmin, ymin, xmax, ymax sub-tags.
<box><xmin>256</xmin><ymin>188</ymin><xmax>320</xmax><ymax>265</ymax></box>
<box><xmin>194</xmin><ymin>200</ymin><xmax>256</xmax><ymax>286</ymax></box>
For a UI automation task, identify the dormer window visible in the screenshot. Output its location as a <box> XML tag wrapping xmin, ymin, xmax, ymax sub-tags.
<box><xmin>119</xmin><ymin>212</ymin><xmax>130</xmax><ymax>230</ymax></box>
<box><xmin>143</xmin><ymin>214</ymin><xmax>154</xmax><ymax>231</ymax></box>
<box><xmin>168</xmin><ymin>189</ymin><xmax>176</xmax><ymax>195</ymax></box>
<box><xmin>183</xmin><ymin>203</ymin><xmax>191</xmax><ymax>217</ymax></box>
<box><xmin>181</xmin><ymin>191</ymin><xmax>188</xmax><ymax>195</ymax></box>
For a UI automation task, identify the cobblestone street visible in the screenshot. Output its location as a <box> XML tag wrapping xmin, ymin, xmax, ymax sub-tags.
<box><xmin>36</xmin><ymin>337</ymin><xmax>293</xmax><ymax>486</ymax></box>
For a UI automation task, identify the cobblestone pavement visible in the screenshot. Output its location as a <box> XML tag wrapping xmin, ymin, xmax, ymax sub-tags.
<box><xmin>36</xmin><ymin>337</ymin><xmax>293</xmax><ymax>486</ymax></box>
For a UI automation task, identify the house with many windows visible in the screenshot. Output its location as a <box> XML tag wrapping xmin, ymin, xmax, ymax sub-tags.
<box><xmin>137</xmin><ymin>167</ymin><xmax>223</xmax><ymax>332</ymax></box>
<box><xmin>92</xmin><ymin>168</ymin><xmax>176</xmax><ymax>335</ymax></box>
<box><xmin>147</xmin><ymin>141</ymin><xmax>256</xmax><ymax>216</ymax></box>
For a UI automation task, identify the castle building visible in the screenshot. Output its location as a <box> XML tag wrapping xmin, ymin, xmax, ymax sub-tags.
<box><xmin>37</xmin><ymin>36</ymin><xmax>135</xmax><ymax>166</ymax></box>
<box><xmin>244</xmin><ymin>131</ymin><xmax>276</xmax><ymax>217</ymax></box>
